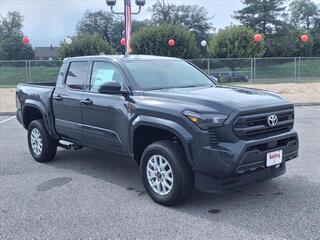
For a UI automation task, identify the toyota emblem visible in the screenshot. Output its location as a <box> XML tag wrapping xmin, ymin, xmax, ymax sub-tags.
<box><xmin>267</xmin><ymin>115</ymin><xmax>278</xmax><ymax>127</ymax></box>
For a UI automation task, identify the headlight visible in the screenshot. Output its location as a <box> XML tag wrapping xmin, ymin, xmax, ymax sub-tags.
<box><xmin>183</xmin><ymin>110</ymin><xmax>228</xmax><ymax>130</ymax></box>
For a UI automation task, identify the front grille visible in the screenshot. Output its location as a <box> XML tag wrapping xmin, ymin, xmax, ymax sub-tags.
<box><xmin>234</xmin><ymin>108</ymin><xmax>294</xmax><ymax>139</ymax></box>
<box><xmin>208</xmin><ymin>128</ymin><xmax>219</xmax><ymax>146</ymax></box>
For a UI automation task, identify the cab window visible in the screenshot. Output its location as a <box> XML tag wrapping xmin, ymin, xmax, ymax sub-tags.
<box><xmin>65</xmin><ymin>61</ymin><xmax>88</xmax><ymax>90</ymax></box>
<box><xmin>90</xmin><ymin>62</ymin><xmax>126</xmax><ymax>93</ymax></box>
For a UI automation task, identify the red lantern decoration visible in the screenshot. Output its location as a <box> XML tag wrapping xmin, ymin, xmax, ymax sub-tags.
<box><xmin>120</xmin><ymin>38</ymin><xmax>126</xmax><ymax>46</ymax></box>
<box><xmin>168</xmin><ymin>39</ymin><xmax>175</xmax><ymax>47</ymax></box>
<box><xmin>22</xmin><ymin>36</ymin><xmax>30</xmax><ymax>45</ymax></box>
<box><xmin>254</xmin><ymin>34</ymin><xmax>262</xmax><ymax>42</ymax></box>
<box><xmin>301</xmin><ymin>34</ymin><xmax>309</xmax><ymax>43</ymax></box>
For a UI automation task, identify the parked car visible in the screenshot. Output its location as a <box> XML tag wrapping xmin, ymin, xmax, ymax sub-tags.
<box><xmin>16</xmin><ymin>55</ymin><xmax>299</xmax><ymax>206</ymax></box>
<box><xmin>210</xmin><ymin>72</ymin><xmax>249</xmax><ymax>83</ymax></box>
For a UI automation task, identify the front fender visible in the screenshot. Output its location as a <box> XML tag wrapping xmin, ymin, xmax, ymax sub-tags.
<box><xmin>130</xmin><ymin>115</ymin><xmax>194</xmax><ymax>165</ymax></box>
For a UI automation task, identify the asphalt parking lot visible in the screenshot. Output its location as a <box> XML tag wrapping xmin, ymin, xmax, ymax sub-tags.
<box><xmin>0</xmin><ymin>107</ymin><xmax>319</xmax><ymax>240</ymax></box>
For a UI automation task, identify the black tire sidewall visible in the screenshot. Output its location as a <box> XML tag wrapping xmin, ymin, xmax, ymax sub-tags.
<box><xmin>27</xmin><ymin>120</ymin><xmax>56</xmax><ymax>162</ymax></box>
<box><xmin>140</xmin><ymin>141</ymin><xmax>191</xmax><ymax>205</ymax></box>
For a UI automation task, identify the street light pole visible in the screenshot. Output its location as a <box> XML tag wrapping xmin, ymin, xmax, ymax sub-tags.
<box><xmin>106</xmin><ymin>0</ymin><xmax>145</xmax><ymax>55</ymax></box>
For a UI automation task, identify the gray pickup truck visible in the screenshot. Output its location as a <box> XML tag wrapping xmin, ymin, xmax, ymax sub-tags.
<box><xmin>16</xmin><ymin>55</ymin><xmax>299</xmax><ymax>206</ymax></box>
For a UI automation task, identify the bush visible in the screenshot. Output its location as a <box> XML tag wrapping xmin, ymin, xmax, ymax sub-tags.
<box><xmin>209</xmin><ymin>25</ymin><xmax>266</xmax><ymax>69</ymax></box>
<box><xmin>131</xmin><ymin>24</ymin><xmax>200</xmax><ymax>59</ymax></box>
<box><xmin>57</xmin><ymin>33</ymin><xmax>115</xmax><ymax>58</ymax></box>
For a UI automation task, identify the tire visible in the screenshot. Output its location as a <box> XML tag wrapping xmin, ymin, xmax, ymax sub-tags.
<box><xmin>140</xmin><ymin>140</ymin><xmax>194</xmax><ymax>206</ymax></box>
<box><xmin>27</xmin><ymin>119</ymin><xmax>58</xmax><ymax>162</ymax></box>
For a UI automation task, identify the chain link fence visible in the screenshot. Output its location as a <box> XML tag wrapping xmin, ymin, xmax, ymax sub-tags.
<box><xmin>0</xmin><ymin>60</ymin><xmax>62</xmax><ymax>86</ymax></box>
<box><xmin>189</xmin><ymin>57</ymin><xmax>320</xmax><ymax>84</ymax></box>
<box><xmin>1</xmin><ymin>57</ymin><xmax>320</xmax><ymax>86</ymax></box>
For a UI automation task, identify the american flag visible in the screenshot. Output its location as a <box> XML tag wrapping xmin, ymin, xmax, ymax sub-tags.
<box><xmin>125</xmin><ymin>0</ymin><xmax>133</xmax><ymax>54</ymax></box>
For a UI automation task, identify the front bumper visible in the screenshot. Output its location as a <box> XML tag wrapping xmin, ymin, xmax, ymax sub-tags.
<box><xmin>195</xmin><ymin>163</ymin><xmax>286</xmax><ymax>193</ymax></box>
<box><xmin>193</xmin><ymin>129</ymin><xmax>299</xmax><ymax>192</ymax></box>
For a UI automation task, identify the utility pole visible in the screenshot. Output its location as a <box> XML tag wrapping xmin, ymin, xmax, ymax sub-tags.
<box><xmin>106</xmin><ymin>0</ymin><xmax>146</xmax><ymax>55</ymax></box>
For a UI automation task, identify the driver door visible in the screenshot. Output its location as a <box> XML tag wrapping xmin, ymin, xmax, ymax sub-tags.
<box><xmin>80</xmin><ymin>61</ymin><xmax>129</xmax><ymax>153</ymax></box>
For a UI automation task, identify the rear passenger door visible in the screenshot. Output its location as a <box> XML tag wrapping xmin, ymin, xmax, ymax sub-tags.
<box><xmin>53</xmin><ymin>61</ymin><xmax>89</xmax><ymax>141</ymax></box>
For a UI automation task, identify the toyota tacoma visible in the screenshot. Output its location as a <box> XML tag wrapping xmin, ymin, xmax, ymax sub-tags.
<box><xmin>16</xmin><ymin>55</ymin><xmax>299</xmax><ymax>206</ymax></box>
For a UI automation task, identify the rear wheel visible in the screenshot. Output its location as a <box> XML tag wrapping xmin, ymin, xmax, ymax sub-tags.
<box><xmin>28</xmin><ymin>120</ymin><xmax>57</xmax><ymax>162</ymax></box>
<box><xmin>140</xmin><ymin>140</ymin><xmax>194</xmax><ymax>206</ymax></box>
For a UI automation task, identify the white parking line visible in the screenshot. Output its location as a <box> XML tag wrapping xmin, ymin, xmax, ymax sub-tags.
<box><xmin>0</xmin><ymin>116</ymin><xmax>16</xmax><ymax>124</ymax></box>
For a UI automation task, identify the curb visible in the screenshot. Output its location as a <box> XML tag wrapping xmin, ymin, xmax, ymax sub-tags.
<box><xmin>294</xmin><ymin>102</ymin><xmax>320</xmax><ymax>107</ymax></box>
<box><xmin>0</xmin><ymin>112</ymin><xmax>15</xmax><ymax>116</ymax></box>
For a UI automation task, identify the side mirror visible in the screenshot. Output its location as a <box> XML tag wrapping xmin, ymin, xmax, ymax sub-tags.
<box><xmin>98</xmin><ymin>81</ymin><xmax>126</xmax><ymax>95</ymax></box>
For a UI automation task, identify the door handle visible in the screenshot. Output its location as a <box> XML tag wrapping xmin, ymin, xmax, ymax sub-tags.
<box><xmin>53</xmin><ymin>94</ymin><xmax>63</xmax><ymax>101</ymax></box>
<box><xmin>80</xmin><ymin>98</ymin><xmax>93</xmax><ymax>105</ymax></box>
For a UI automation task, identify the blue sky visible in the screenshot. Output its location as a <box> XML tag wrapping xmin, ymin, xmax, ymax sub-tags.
<box><xmin>1</xmin><ymin>0</ymin><xmax>317</xmax><ymax>47</ymax></box>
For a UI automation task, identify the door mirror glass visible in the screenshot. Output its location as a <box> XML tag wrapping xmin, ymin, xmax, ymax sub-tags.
<box><xmin>98</xmin><ymin>81</ymin><xmax>122</xmax><ymax>94</ymax></box>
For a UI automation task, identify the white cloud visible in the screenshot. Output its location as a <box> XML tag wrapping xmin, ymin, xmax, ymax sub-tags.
<box><xmin>0</xmin><ymin>0</ymin><xmax>244</xmax><ymax>47</ymax></box>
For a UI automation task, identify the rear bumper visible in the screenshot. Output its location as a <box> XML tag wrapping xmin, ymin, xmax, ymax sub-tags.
<box><xmin>193</xmin><ymin>130</ymin><xmax>299</xmax><ymax>192</ymax></box>
<box><xmin>16</xmin><ymin>110</ymin><xmax>23</xmax><ymax>125</ymax></box>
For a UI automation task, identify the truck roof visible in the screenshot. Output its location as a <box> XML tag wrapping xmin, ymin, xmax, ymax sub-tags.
<box><xmin>63</xmin><ymin>55</ymin><xmax>181</xmax><ymax>63</ymax></box>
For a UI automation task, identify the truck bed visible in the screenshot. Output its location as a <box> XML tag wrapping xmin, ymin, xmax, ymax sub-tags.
<box><xmin>16</xmin><ymin>83</ymin><xmax>55</xmax><ymax>118</ymax></box>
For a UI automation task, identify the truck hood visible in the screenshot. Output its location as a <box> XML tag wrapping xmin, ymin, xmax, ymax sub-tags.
<box><xmin>140</xmin><ymin>85</ymin><xmax>291</xmax><ymax>115</ymax></box>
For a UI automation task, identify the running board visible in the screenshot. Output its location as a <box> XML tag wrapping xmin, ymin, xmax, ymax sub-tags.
<box><xmin>58</xmin><ymin>142</ymin><xmax>83</xmax><ymax>150</ymax></box>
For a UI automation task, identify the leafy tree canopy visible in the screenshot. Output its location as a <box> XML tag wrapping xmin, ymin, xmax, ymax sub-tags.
<box><xmin>150</xmin><ymin>0</ymin><xmax>213</xmax><ymax>44</ymax></box>
<box><xmin>289</xmin><ymin>0</ymin><xmax>320</xmax><ymax>30</ymax></box>
<box><xmin>57</xmin><ymin>33</ymin><xmax>115</xmax><ymax>58</ymax></box>
<box><xmin>131</xmin><ymin>24</ymin><xmax>200</xmax><ymax>59</ymax></box>
<box><xmin>0</xmin><ymin>11</ymin><xmax>34</xmax><ymax>60</ymax></box>
<box><xmin>76</xmin><ymin>10</ymin><xmax>150</xmax><ymax>53</ymax></box>
<box><xmin>150</xmin><ymin>0</ymin><xmax>213</xmax><ymax>35</ymax></box>
<box><xmin>0</xmin><ymin>11</ymin><xmax>23</xmax><ymax>39</ymax></box>
<box><xmin>234</xmin><ymin>0</ymin><xmax>286</xmax><ymax>35</ymax></box>
<box><xmin>209</xmin><ymin>25</ymin><xmax>266</xmax><ymax>69</ymax></box>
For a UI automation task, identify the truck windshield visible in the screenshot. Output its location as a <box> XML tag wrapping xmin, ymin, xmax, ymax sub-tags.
<box><xmin>123</xmin><ymin>60</ymin><xmax>214</xmax><ymax>90</ymax></box>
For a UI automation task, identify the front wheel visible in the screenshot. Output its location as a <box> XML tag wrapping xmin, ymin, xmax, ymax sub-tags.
<box><xmin>140</xmin><ymin>140</ymin><xmax>194</xmax><ymax>206</ymax></box>
<box><xmin>28</xmin><ymin>120</ymin><xmax>57</xmax><ymax>162</ymax></box>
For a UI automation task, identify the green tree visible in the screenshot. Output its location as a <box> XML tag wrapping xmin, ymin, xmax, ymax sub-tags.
<box><xmin>289</xmin><ymin>0</ymin><xmax>319</xmax><ymax>30</ymax></box>
<box><xmin>57</xmin><ymin>33</ymin><xmax>115</xmax><ymax>58</ymax></box>
<box><xmin>150</xmin><ymin>0</ymin><xmax>213</xmax><ymax>41</ymax></box>
<box><xmin>0</xmin><ymin>35</ymin><xmax>34</xmax><ymax>60</ymax></box>
<box><xmin>209</xmin><ymin>26</ymin><xmax>266</xmax><ymax>69</ymax></box>
<box><xmin>0</xmin><ymin>11</ymin><xmax>23</xmax><ymax>39</ymax></box>
<box><xmin>310</xmin><ymin>18</ymin><xmax>320</xmax><ymax>56</ymax></box>
<box><xmin>0</xmin><ymin>11</ymin><xmax>35</xmax><ymax>60</ymax></box>
<box><xmin>77</xmin><ymin>10</ymin><xmax>116</xmax><ymax>42</ymax></box>
<box><xmin>131</xmin><ymin>24</ymin><xmax>200</xmax><ymax>58</ymax></box>
<box><xmin>234</xmin><ymin>0</ymin><xmax>286</xmax><ymax>35</ymax></box>
<box><xmin>265</xmin><ymin>24</ymin><xmax>314</xmax><ymax>57</ymax></box>
<box><xmin>76</xmin><ymin>10</ymin><xmax>150</xmax><ymax>53</ymax></box>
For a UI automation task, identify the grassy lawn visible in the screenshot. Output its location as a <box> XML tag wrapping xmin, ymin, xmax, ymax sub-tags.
<box><xmin>0</xmin><ymin>62</ymin><xmax>61</xmax><ymax>86</ymax></box>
